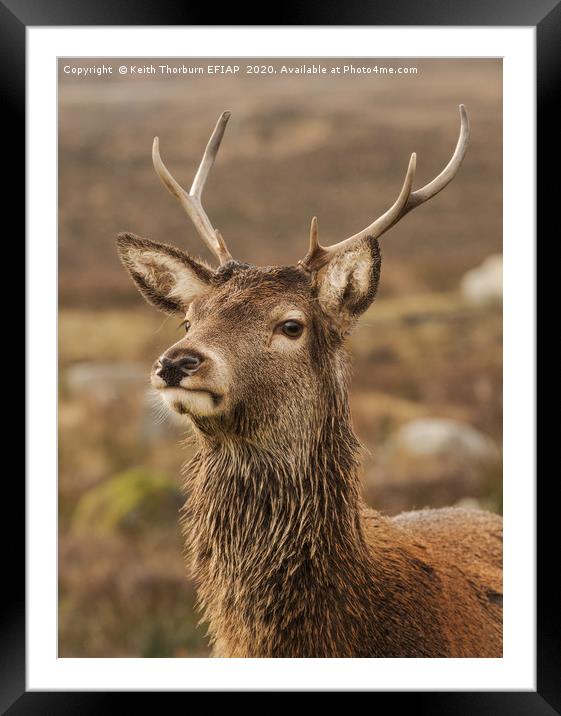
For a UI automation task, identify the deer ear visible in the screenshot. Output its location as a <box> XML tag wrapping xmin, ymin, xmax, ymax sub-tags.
<box><xmin>317</xmin><ymin>237</ymin><xmax>381</xmax><ymax>326</ymax></box>
<box><xmin>116</xmin><ymin>233</ymin><xmax>213</xmax><ymax>314</ymax></box>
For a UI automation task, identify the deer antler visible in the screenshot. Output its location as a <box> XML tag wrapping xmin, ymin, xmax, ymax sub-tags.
<box><xmin>300</xmin><ymin>105</ymin><xmax>470</xmax><ymax>272</ymax></box>
<box><xmin>152</xmin><ymin>111</ymin><xmax>233</xmax><ymax>265</ymax></box>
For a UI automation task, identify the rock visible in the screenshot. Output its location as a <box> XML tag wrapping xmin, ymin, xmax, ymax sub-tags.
<box><xmin>460</xmin><ymin>254</ymin><xmax>502</xmax><ymax>306</ymax></box>
<box><xmin>365</xmin><ymin>418</ymin><xmax>500</xmax><ymax>513</ymax></box>
<box><xmin>71</xmin><ymin>468</ymin><xmax>182</xmax><ymax>535</ymax></box>
<box><xmin>453</xmin><ymin>496</ymin><xmax>483</xmax><ymax>511</ymax></box>
<box><xmin>64</xmin><ymin>361</ymin><xmax>147</xmax><ymax>403</ymax></box>
<box><xmin>387</xmin><ymin>418</ymin><xmax>498</xmax><ymax>465</ymax></box>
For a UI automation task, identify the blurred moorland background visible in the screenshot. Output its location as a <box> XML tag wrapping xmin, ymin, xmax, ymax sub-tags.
<box><xmin>58</xmin><ymin>58</ymin><xmax>502</xmax><ymax>657</ymax></box>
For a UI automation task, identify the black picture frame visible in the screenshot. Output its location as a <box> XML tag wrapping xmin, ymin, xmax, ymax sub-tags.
<box><xmin>9</xmin><ymin>0</ymin><xmax>551</xmax><ymax>709</ymax></box>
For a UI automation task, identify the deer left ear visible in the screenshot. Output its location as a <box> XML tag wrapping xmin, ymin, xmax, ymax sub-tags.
<box><xmin>317</xmin><ymin>237</ymin><xmax>381</xmax><ymax>326</ymax></box>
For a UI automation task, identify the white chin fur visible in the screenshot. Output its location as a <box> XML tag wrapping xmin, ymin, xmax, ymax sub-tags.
<box><xmin>159</xmin><ymin>387</ymin><xmax>219</xmax><ymax>417</ymax></box>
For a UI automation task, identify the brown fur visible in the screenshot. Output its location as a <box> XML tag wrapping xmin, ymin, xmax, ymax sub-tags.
<box><xmin>116</xmin><ymin>232</ymin><xmax>502</xmax><ymax>658</ymax></box>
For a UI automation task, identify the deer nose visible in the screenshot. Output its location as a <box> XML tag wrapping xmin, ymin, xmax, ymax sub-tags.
<box><xmin>156</xmin><ymin>354</ymin><xmax>203</xmax><ymax>387</ymax></box>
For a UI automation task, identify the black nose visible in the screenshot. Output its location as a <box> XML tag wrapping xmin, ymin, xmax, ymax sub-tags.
<box><xmin>157</xmin><ymin>354</ymin><xmax>203</xmax><ymax>386</ymax></box>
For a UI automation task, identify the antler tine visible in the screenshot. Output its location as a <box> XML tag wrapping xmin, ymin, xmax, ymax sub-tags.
<box><xmin>308</xmin><ymin>216</ymin><xmax>319</xmax><ymax>254</ymax></box>
<box><xmin>392</xmin><ymin>103</ymin><xmax>470</xmax><ymax>221</ymax></box>
<box><xmin>300</xmin><ymin>153</ymin><xmax>417</xmax><ymax>272</ymax></box>
<box><xmin>152</xmin><ymin>111</ymin><xmax>233</xmax><ymax>265</ymax></box>
<box><xmin>300</xmin><ymin>105</ymin><xmax>469</xmax><ymax>273</ymax></box>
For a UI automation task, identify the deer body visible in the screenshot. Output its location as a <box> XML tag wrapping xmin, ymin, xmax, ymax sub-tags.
<box><xmin>117</xmin><ymin>107</ymin><xmax>502</xmax><ymax>657</ymax></box>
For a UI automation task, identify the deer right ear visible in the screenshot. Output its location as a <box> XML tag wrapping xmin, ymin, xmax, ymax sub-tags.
<box><xmin>116</xmin><ymin>233</ymin><xmax>213</xmax><ymax>314</ymax></box>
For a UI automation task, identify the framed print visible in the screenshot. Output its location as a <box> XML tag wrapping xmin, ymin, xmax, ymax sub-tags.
<box><xmin>9</xmin><ymin>0</ymin><xmax>553</xmax><ymax>709</ymax></box>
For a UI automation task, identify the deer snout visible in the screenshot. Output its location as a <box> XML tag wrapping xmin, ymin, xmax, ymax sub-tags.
<box><xmin>156</xmin><ymin>352</ymin><xmax>204</xmax><ymax>387</ymax></box>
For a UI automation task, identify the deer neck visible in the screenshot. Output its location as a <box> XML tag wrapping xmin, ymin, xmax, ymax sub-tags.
<box><xmin>181</xmin><ymin>382</ymin><xmax>379</xmax><ymax>656</ymax></box>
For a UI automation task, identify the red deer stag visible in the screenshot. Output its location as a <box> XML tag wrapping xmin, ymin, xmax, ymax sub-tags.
<box><xmin>117</xmin><ymin>106</ymin><xmax>502</xmax><ymax>657</ymax></box>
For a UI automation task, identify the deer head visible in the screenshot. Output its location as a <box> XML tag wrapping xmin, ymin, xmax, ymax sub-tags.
<box><xmin>117</xmin><ymin>108</ymin><xmax>469</xmax><ymax>439</ymax></box>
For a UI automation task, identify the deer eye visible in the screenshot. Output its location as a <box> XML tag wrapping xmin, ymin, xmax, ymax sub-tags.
<box><xmin>179</xmin><ymin>319</ymin><xmax>191</xmax><ymax>333</ymax></box>
<box><xmin>279</xmin><ymin>320</ymin><xmax>304</xmax><ymax>339</ymax></box>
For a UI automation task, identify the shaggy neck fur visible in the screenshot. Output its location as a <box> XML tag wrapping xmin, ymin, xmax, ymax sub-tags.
<box><xmin>180</xmin><ymin>357</ymin><xmax>385</xmax><ymax>657</ymax></box>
